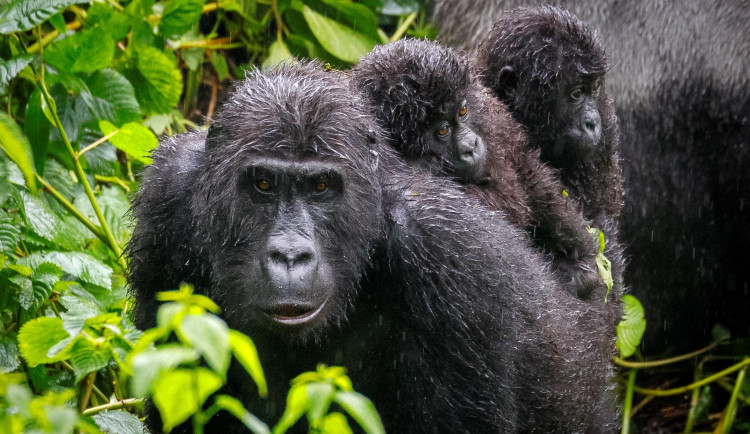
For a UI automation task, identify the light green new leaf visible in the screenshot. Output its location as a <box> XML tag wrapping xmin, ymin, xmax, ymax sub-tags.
<box><xmin>180</xmin><ymin>314</ymin><xmax>230</xmax><ymax>376</ymax></box>
<box><xmin>93</xmin><ymin>410</ymin><xmax>144</xmax><ymax>434</ymax></box>
<box><xmin>161</xmin><ymin>0</ymin><xmax>205</xmax><ymax>37</ymax></box>
<box><xmin>322</xmin><ymin>412</ymin><xmax>353</xmax><ymax>434</ymax></box>
<box><xmin>229</xmin><ymin>330</ymin><xmax>267</xmax><ymax>397</ymax></box>
<box><xmin>616</xmin><ymin>294</ymin><xmax>646</xmax><ymax>358</ymax></box>
<box><xmin>17</xmin><ymin>317</ymin><xmax>72</xmax><ymax>366</ymax></box>
<box><xmin>214</xmin><ymin>395</ymin><xmax>271</xmax><ymax>434</ymax></box>
<box><xmin>0</xmin><ymin>54</ymin><xmax>34</xmax><ymax>87</ymax></box>
<box><xmin>301</xmin><ymin>5</ymin><xmax>377</xmax><ymax>63</ymax></box>
<box><xmin>44</xmin><ymin>28</ymin><xmax>115</xmax><ymax>73</ymax></box>
<box><xmin>211</xmin><ymin>51</ymin><xmax>229</xmax><ymax>79</ymax></box>
<box><xmin>85</xmin><ymin>3</ymin><xmax>131</xmax><ymax>41</ymax></box>
<box><xmin>0</xmin><ymin>0</ymin><xmax>85</xmax><ymax>34</ymax></box>
<box><xmin>274</xmin><ymin>384</ymin><xmax>309</xmax><ymax>434</ymax></box>
<box><xmin>596</xmin><ymin>252</ymin><xmax>613</xmax><ymax>302</ymax></box>
<box><xmin>0</xmin><ymin>112</ymin><xmax>37</xmax><ymax>193</ymax></box>
<box><xmin>263</xmin><ymin>40</ymin><xmax>294</xmax><ymax>68</ymax></box>
<box><xmin>99</xmin><ymin>120</ymin><xmax>157</xmax><ymax>164</ymax></box>
<box><xmin>152</xmin><ymin>367</ymin><xmax>223</xmax><ymax>432</ymax></box>
<box><xmin>18</xmin><ymin>251</ymin><xmax>112</xmax><ymax>290</ymax></box>
<box><xmin>332</xmin><ymin>391</ymin><xmax>385</xmax><ymax>434</ymax></box>
<box><xmin>69</xmin><ymin>337</ymin><xmax>112</xmax><ymax>382</ymax></box>
<box><xmin>130</xmin><ymin>345</ymin><xmax>200</xmax><ymax>398</ymax></box>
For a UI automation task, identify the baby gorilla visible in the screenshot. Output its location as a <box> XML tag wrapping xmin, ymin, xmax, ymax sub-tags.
<box><xmin>477</xmin><ymin>7</ymin><xmax>625</xmax><ymax>292</ymax></box>
<box><xmin>352</xmin><ymin>38</ymin><xmax>604</xmax><ymax>299</ymax></box>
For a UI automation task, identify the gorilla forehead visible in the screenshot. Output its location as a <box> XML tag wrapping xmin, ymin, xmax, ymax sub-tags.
<box><xmin>206</xmin><ymin>63</ymin><xmax>378</xmax><ymax>169</ymax></box>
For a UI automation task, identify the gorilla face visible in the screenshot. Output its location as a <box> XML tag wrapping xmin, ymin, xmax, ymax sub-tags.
<box><xmin>193</xmin><ymin>65</ymin><xmax>383</xmax><ymax>341</ymax></box>
<box><xmin>553</xmin><ymin>76</ymin><xmax>603</xmax><ymax>161</ymax></box>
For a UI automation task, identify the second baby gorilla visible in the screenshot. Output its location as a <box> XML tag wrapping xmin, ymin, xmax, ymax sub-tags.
<box><xmin>128</xmin><ymin>62</ymin><xmax>619</xmax><ymax>432</ymax></box>
<box><xmin>352</xmin><ymin>38</ymin><xmax>608</xmax><ymax>300</ymax></box>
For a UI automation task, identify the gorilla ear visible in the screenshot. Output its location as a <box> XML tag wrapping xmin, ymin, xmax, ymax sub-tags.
<box><xmin>498</xmin><ymin>66</ymin><xmax>518</xmax><ymax>97</ymax></box>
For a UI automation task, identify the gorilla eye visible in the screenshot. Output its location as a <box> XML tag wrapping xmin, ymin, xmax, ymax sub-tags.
<box><xmin>459</xmin><ymin>105</ymin><xmax>468</xmax><ymax>117</ymax></box>
<box><xmin>592</xmin><ymin>80</ymin><xmax>601</xmax><ymax>92</ymax></box>
<box><xmin>315</xmin><ymin>181</ymin><xmax>328</xmax><ymax>193</ymax></box>
<box><xmin>437</xmin><ymin>125</ymin><xmax>450</xmax><ymax>137</ymax></box>
<box><xmin>255</xmin><ymin>179</ymin><xmax>272</xmax><ymax>193</ymax></box>
<box><xmin>570</xmin><ymin>88</ymin><xmax>583</xmax><ymax>100</ymax></box>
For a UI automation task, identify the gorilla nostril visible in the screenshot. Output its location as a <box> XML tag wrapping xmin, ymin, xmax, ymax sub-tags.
<box><xmin>269</xmin><ymin>251</ymin><xmax>287</xmax><ymax>265</ymax></box>
<box><xmin>294</xmin><ymin>251</ymin><xmax>313</xmax><ymax>265</ymax></box>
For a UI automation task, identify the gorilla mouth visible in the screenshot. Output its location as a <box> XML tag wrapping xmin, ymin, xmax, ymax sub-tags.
<box><xmin>264</xmin><ymin>299</ymin><xmax>328</xmax><ymax>326</ymax></box>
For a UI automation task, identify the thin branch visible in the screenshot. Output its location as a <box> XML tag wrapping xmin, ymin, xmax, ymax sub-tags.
<box><xmin>634</xmin><ymin>358</ymin><xmax>750</xmax><ymax>397</ymax></box>
<box><xmin>36</xmin><ymin>174</ymin><xmax>105</xmax><ymax>240</ymax></box>
<box><xmin>78</xmin><ymin>130</ymin><xmax>119</xmax><ymax>158</ymax></box>
<box><xmin>613</xmin><ymin>341</ymin><xmax>718</xmax><ymax>369</ymax></box>
<box><xmin>81</xmin><ymin>398</ymin><xmax>143</xmax><ymax>416</ymax></box>
<box><xmin>390</xmin><ymin>12</ymin><xmax>418</xmax><ymax>42</ymax></box>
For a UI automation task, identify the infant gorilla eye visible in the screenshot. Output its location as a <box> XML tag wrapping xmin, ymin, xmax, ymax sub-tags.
<box><xmin>459</xmin><ymin>105</ymin><xmax>468</xmax><ymax>117</ymax></box>
<box><xmin>315</xmin><ymin>180</ymin><xmax>328</xmax><ymax>193</ymax></box>
<box><xmin>256</xmin><ymin>179</ymin><xmax>272</xmax><ymax>192</ymax></box>
<box><xmin>437</xmin><ymin>125</ymin><xmax>450</xmax><ymax>136</ymax></box>
<box><xmin>570</xmin><ymin>88</ymin><xmax>583</xmax><ymax>100</ymax></box>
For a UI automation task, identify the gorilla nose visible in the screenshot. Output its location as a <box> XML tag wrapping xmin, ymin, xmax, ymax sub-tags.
<box><xmin>266</xmin><ymin>237</ymin><xmax>318</xmax><ymax>279</ymax></box>
<box><xmin>582</xmin><ymin>112</ymin><xmax>602</xmax><ymax>136</ymax></box>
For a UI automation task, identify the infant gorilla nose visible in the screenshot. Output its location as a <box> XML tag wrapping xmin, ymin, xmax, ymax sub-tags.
<box><xmin>264</xmin><ymin>300</ymin><xmax>327</xmax><ymax>325</ymax></box>
<box><xmin>456</xmin><ymin>134</ymin><xmax>489</xmax><ymax>181</ymax></box>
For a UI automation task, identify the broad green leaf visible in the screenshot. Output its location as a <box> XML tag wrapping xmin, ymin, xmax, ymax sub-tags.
<box><xmin>0</xmin><ymin>112</ymin><xmax>37</xmax><ymax>192</ymax></box>
<box><xmin>263</xmin><ymin>40</ymin><xmax>294</xmax><ymax>68</ymax></box>
<box><xmin>152</xmin><ymin>367</ymin><xmax>223</xmax><ymax>432</ymax></box>
<box><xmin>161</xmin><ymin>0</ymin><xmax>205</xmax><ymax>37</ymax></box>
<box><xmin>130</xmin><ymin>345</ymin><xmax>200</xmax><ymax>397</ymax></box>
<box><xmin>18</xmin><ymin>251</ymin><xmax>112</xmax><ymax>290</ymax></box>
<box><xmin>17</xmin><ymin>317</ymin><xmax>72</xmax><ymax>366</ymax></box>
<box><xmin>61</xmin><ymin>309</ymin><xmax>96</xmax><ymax>336</ymax></box>
<box><xmin>87</xmin><ymin>69</ymin><xmax>142</xmax><ymax>126</ymax></box>
<box><xmin>180</xmin><ymin>313</ymin><xmax>230</xmax><ymax>376</ymax></box>
<box><xmin>18</xmin><ymin>190</ymin><xmax>61</xmax><ymax>242</ymax></box>
<box><xmin>318</xmin><ymin>0</ymin><xmax>379</xmax><ymax>39</ymax></box>
<box><xmin>229</xmin><ymin>330</ymin><xmax>267</xmax><ymax>396</ymax></box>
<box><xmin>274</xmin><ymin>384</ymin><xmax>309</xmax><ymax>434</ymax></box>
<box><xmin>214</xmin><ymin>395</ymin><xmax>271</xmax><ymax>434</ymax></box>
<box><xmin>616</xmin><ymin>294</ymin><xmax>646</xmax><ymax>358</ymax></box>
<box><xmin>130</xmin><ymin>46</ymin><xmax>183</xmax><ymax>114</ymax></box>
<box><xmin>0</xmin><ymin>213</ymin><xmax>21</xmax><ymax>255</ymax></box>
<box><xmin>596</xmin><ymin>252</ymin><xmax>613</xmax><ymax>302</ymax></box>
<box><xmin>332</xmin><ymin>391</ymin><xmax>385</xmax><ymax>434</ymax></box>
<box><xmin>0</xmin><ymin>334</ymin><xmax>20</xmax><ymax>373</ymax></box>
<box><xmin>99</xmin><ymin>120</ymin><xmax>157</xmax><ymax>164</ymax></box>
<box><xmin>93</xmin><ymin>410</ymin><xmax>144</xmax><ymax>434</ymax></box>
<box><xmin>44</xmin><ymin>28</ymin><xmax>115</xmax><ymax>73</ymax></box>
<box><xmin>301</xmin><ymin>5</ymin><xmax>377</xmax><ymax>63</ymax></box>
<box><xmin>69</xmin><ymin>337</ymin><xmax>112</xmax><ymax>381</ymax></box>
<box><xmin>380</xmin><ymin>0</ymin><xmax>419</xmax><ymax>15</ymax></box>
<box><xmin>25</xmin><ymin>89</ymin><xmax>51</xmax><ymax>174</ymax></box>
<box><xmin>322</xmin><ymin>412</ymin><xmax>353</xmax><ymax>434</ymax></box>
<box><xmin>85</xmin><ymin>3</ymin><xmax>131</xmax><ymax>41</ymax></box>
<box><xmin>0</xmin><ymin>0</ymin><xmax>85</xmax><ymax>34</ymax></box>
<box><xmin>0</xmin><ymin>54</ymin><xmax>34</xmax><ymax>87</ymax></box>
<box><xmin>211</xmin><ymin>51</ymin><xmax>229</xmax><ymax>79</ymax></box>
<box><xmin>10</xmin><ymin>274</ymin><xmax>34</xmax><ymax>310</ymax></box>
<box><xmin>48</xmin><ymin>12</ymin><xmax>66</xmax><ymax>33</ymax></box>
<box><xmin>712</xmin><ymin>324</ymin><xmax>731</xmax><ymax>343</ymax></box>
<box><xmin>23</xmin><ymin>262</ymin><xmax>62</xmax><ymax>311</ymax></box>
<box><xmin>306</xmin><ymin>382</ymin><xmax>336</xmax><ymax>427</ymax></box>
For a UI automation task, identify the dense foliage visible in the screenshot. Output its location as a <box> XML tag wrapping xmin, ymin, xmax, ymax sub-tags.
<box><xmin>0</xmin><ymin>0</ymin><xmax>747</xmax><ymax>433</ymax></box>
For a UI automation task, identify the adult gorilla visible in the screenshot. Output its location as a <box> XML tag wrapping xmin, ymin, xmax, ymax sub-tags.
<box><xmin>128</xmin><ymin>62</ymin><xmax>618</xmax><ymax>432</ymax></box>
<box><xmin>429</xmin><ymin>0</ymin><xmax>750</xmax><ymax>351</ymax></box>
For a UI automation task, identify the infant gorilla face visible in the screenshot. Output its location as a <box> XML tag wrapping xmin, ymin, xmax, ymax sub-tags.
<box><xmin>419</xmin><ymin>99</ymin><xmax>490</xmax><ymax>183</ymax></box>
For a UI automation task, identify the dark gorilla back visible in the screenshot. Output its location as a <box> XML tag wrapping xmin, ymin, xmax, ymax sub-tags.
<box><xmin>429</xmin><ymin>0</ymin><xmax>750</xmax><ymax>351</ymax></box>
<box><xmin>129</xmin><ymin>62</ymin><xmax>618</xmax><ymax>432</ymax></box>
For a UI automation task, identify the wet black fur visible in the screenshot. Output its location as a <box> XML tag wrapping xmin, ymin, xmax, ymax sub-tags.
<box><xmin>128</xmin><ymin>62</ymin><xmax>618</xmax><ymax>432</ymax></box>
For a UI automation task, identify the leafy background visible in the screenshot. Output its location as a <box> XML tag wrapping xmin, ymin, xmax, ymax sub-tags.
<box><xmin>0</xmin><ymin>0</ymin><xmax>747</xmax><ymax>433</ymax></box>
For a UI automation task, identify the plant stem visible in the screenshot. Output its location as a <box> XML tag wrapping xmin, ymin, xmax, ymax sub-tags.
<box><xmin>27</xmin><ymin>22</ymin><xmax>82</xmax><ymax>53</ymax></box>
<box><xmin>271</xmin><ymin>0</ymin><xmax>284</xmax><ymax>42</ymax></box>
<box><xmin>36</xmin><ymin>79</ymin><xmax>128</xmax><ymax>272</ymax></box>
<box><xmin>621</xmin><ymin>369</ymin><xmax>637</xmax><ymax>434</ymax></box>
<box><xmin>634</xmin><ymin>358</ymin><xmax>750</xmax><ymax>397</ymax></box>
<box><xmin>390</xmin><ymin>12</ymin><xmax>418</xmax><ymax>42</ymax></box>
<box><xmin>78</xmin><ymin>130</ymin><xmax>119</xmax><ymax>157</ymax></box>
<box><xmin>613</xmin><ymin>341</ymin><xmax>718</xmax><ymax>368</ymax></box>
<box><xmin>79</xmin><ymin>372</ymin><xmax>97</xmax><ymax>412</ymax></box>
<box><xmin>81</xmin><ymin>398</ymin><xmax>143</xmax><ymax>416</ymax></box>
<box><xmin>35</xmin><ymin>174</ymin><xmax>105</xmax><ymax>240</ymax></box>
<box><xmin>684</xmin><ymin>365</ymin><xmax>702</xmax><ymax>433</ymax></box>
<box><xmin>719</xmin><ymin>361</ymin><xmax>748</xmax><ymax>434</ymax></box>
<box><xmin>95</xmin><ymin>175</ymin><xmax>131</xmax><ymax>193</ymax></box>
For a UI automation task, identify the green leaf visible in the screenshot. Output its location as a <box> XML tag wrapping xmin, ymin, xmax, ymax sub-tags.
<box><xmin>17</xmin><ymin>317</ymin><xmax>72</xmax><ymax>366</ymax></box>
<box><xmin>211</xmin><ymin>51</ymin><xmax>229</xmax><ymax>79</ymax></box>
<box><xmin>380</xmin><ymin>0</ymin><xmax>419</xmax><ymax>15</ymax></box>
<box><xmin>44</xmin><ymin>28</ymin><xmax>115</xmax><ymax>73</ymax></box>
<box><xmin>0</xmin><ymin>0</ymin><xmax>85</xmax><ymax>34</ymax></box>
<box><xmin>130</xmin><ymin>345</ymin><xmax>200</xmax><ymax>397</ymax></box>
<box><xmin>129</xmin><ymin>46</ymin><xmax>183</xmax><ymax>114</ymax></box>
<box><xmin>587</xmin><ymin>226</ymin><xmax>606</xmax><ymax>252</ymax></box>
<box><xmin>214</xmin><ymin>395</ymin><xmax>271</xmax><ymax>434</ymax></box>
<box><xmin>86</xmin><ymin>69</ymin><xmax>142</xmax><ymax>126</ymax></box>
<box><xmin>18</xmin><ymin>251</ymin><xmax>112</xmax><ymax>290</ymax></box>
<box><xmin>25</xmin><ymin>262</ymin><xmax>62</xmax><ymax>311</ymax></box>
<box><xmin>18</xmin><ymin>190</ymin><xmax>61</xmax><ymax>242</ymax></box>
<box><xmin>69</xmin><ymin>337</ymin><xmax>112</xmax><ymax>381</ymax></box>
<box><xmin>616</xmin><ymin>294</ymin><xmax>647</xmax><ymax>358</ymax></box>
<box><xmin>0</xmin><ymin>214</ymin><xmax>21</xmax><ymax>255</ymax></box>
<box><xmin>322</xmin><ymin>412</ymin><xmax>353</xmax><ymax>434</ymax></box>
<box><xmin>332</xmin><ymin>391</ymin><xmax>385</xmax><ymax>434</ymax></box>
<box><xmin>263</xmin><ymin>40</ymin><xmax>294</xmax><ymax>68</ymax></box>
<box><xmin>0</xmin><ymin>54</ymin><xmax>34</xmax><ymax>87</ymax></box>
<box><xmin>93</xmin><ymin>410</ymin><xmax>144</xmax><ymax>434</ymax></box>
<box><xmin>596</xmin><ymin>252</ymin><xmax>613</xmax><ymax>302</ymax></box>
<box><xmin>99</xmin><ymin>121</ymin><xmax>157</xmax><ymax>164</ymax></box>
<box><xmin>49</xmin><ymin>12</ymin><xmax>66</xmax><ymax>33</ymax></box>
<box><xmin>306</xmin><ymin>382</ymin><xmax>336</xmax><ymax>428</ymax></box>
<box><xmin>301</xmin><ymin>5</ymin><xmax>377</xmax><ymax>63</ymax></box>
<box><xmin>0</xmin><ymin>334</ymin><xmax>20</xmax><ymax>374</ymax></box>
<box><xmin>85</xmin><ymin>3</ymin><xmax>131</xmax><ymax>41</ymax></box>
<box><xmin>229</xmin><ymin>330</ymin><xmax>267</xmax><ymax>397</ymax></box>
<box><xmin>318</xmin><ymin>0</ymin><xmax>379</xmax><ymax>39</ymax></box>
<box><xmin>152</xmin><ymin>367</ymin><xmax>223</xmax><ymax>432</ymax></box>
<box><xmin>0</xmin><ymin>112</ymin><xmax>37</xmax><ymax>193</ymax></box>
<box><xmin>25</xmin><ymin>89</ymin><xmax>51</xmax><ymax>174</ymax></box>
<box><xmin>179</xmin><ymin>313</ymin><xmax>230</xmax><ymax>376</ymax></box>
<box><xmin>160</xmin><ymin>0</ymin><xmax>205</xmax><ymax>37</ymax></box>
<box><xmin>274</xmin><ymin>384</ymin><xmax>309</xmax><ymax>434</ymax></box>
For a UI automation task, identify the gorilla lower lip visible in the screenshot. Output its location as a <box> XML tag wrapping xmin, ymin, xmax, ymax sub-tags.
<box><xmin>266</xmin><ymin>300</ymin><xmax>327</xmax><ymax>325</ymax></box>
